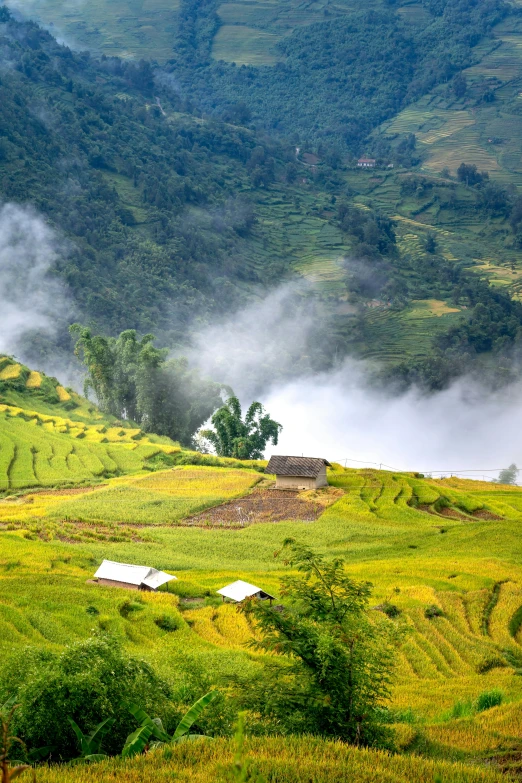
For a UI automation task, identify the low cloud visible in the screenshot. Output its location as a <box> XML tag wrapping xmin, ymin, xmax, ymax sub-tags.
<box><xmin>189</xmin><ymin>285</ymin><xmax>521</xmax><ymax>478</ymax></box>
<box><xmin>0</xmin><ymin>202</ymin><xmax>74</xmax><ymax>366</ymax></box>
<box><xmin>264</xmin><ymin>366</ymin><xmax>522</xmax><ymax>478</ymax></box>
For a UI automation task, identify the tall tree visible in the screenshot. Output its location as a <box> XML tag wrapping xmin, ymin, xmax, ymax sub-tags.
<box><xmin>239</xmin><ymin>540</ymin><xmax>398</xmax><ymax>746</ymax></box>
<box><xmin>497</xmin><ymin>464</ymin><xmax>518</xmax><ymax>485</ymax></box>
<box><xmin>70</xmin><ymin>325</ymin><xmax>223</xmax><ymax>444</ymax></box>
<box><xmin>200</xmin><ymin>397</ymin><xmax>282</xmax><ymax>459</ymax></box>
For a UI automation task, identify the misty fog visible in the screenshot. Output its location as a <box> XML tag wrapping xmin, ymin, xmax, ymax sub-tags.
<box><xmin>0</xmin><ymin>196</ymin><xmax>518</xmax><ymax>479</ymax></box>
<box><xmin>0</xmin><ymin>202</ymin><xmax>74</xmax><ymax>370</ymax></box>
<box><xmin>189</xmin><ymin>286</ymin><xmax>521</xmax><ymax>478</ymax></box>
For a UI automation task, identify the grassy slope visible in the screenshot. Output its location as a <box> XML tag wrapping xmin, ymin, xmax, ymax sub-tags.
<box><xmin>0</xmin><ymin>354</ymin><xmax>181</xmax><ymax>491</ymax></box>
<box><xmin>3</xmin><ymin>452</ymin><xmax>522</xmax><ymax>767</ymax></box>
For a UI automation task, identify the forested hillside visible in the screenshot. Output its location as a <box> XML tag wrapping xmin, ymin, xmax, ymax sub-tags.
<box><xmin>4</xmin><ymin>2</ymin><xmax>522</xmax><ymax>390</ymax></box>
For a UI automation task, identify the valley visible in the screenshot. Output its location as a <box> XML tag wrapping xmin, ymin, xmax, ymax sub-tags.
<box><xmin>2</xmin><ymin>0</ymin><xmax>522</xmax><ymax>780</ymax></box>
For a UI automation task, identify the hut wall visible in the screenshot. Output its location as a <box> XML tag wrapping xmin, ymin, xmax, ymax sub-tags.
<box><xmin>275</xmin><ymin>475</ymin><xmax>316</xmax><ymax>490</ymax></box>
<box><xmin>97</xmin><ymin>578</ymin><xmax>139</xmax><ymax>590</ymax></box>
<box><xmin>315</xmin><ymin>466</ymin><xmax>328</xmax><ymax>488</ymax></box>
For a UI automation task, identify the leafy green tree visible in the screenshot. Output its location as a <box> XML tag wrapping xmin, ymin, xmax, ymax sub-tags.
<box><xmin>70</xmin><ymin>325</ymin><xmax>223</xmax><ymax>444</ymax></box>
<box><xmin>497</xmin><ymin>464</ymin><xmax>518</xmax><ymax>485</ymax></box>
<box><xmin>238</xmin><ymin>540</ymin><xmax>397</xmax><ymax>746</ymax></box>
<box><xmin>200</xmin><ymin>397</ymin><xmax>282</xmax><ymax>459</ymax></box>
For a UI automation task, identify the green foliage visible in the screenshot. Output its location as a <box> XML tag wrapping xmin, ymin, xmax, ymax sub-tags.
<box><xmin>475</xmin><ymin>690</ymin><xmax>503</xmax><ymax>712</ymax></box>
<box><xmin>71</xmin><ymin>326</ymin><xmax>222</xmax><ymax>445</ymax></box>
<box><xmin>201</xmin><ymin>397</ymin><xmax>281</xmax><ymax>460</ymax></box>
<box><xmin>7</xmin><ymin>636</ymin><xmax>173</xmax><ymax>761</ymax></box>
<box><xmin>0</xmin><ymin>703</ymin><xmax>34</xmax><ymax>783</ymax></box>
<box><xmin>122</xmin><ymin>690</ymin><xmax>219</xmax><ymax>757</ymax></box>
<box><xmin>497</xmin><ymin>464</ymin><xmax>519</xmax><ymax>485</ymax></box>
<box><xmin>239</xmin><ymin>541</ymin><xmax>397</xmax><ymax>746</ymax></box>
<box><xmin>169</xmin><ymin>0</ymin><xmax>507</xmax><ymax>150</ymax></box>
<box><xmin>68</xmin><ymin>716</ymin><xmax>115</xmax><ymax>762</ymax></box>
<box><xmin>154</xmin><ymin>614</ymin><xmax>181</xmax><ymax>632</ymax></box>
<box><xmin>425</xmin><ymin>605</ymin><xmax>444</xmax><ymax>619</ymax></box>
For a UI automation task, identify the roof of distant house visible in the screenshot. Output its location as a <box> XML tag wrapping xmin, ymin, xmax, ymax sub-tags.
<box><xmin>217</xmin><ymin>579</ymin><xmax>274</xmax><ymax>602</ymax></box>
<box><xmin>94</xmin><ymin>559</ymin><xmax>176</xmax><ymax>589</ymax></box>
<box><xmin>265</xmin><ymin>455</ymin><xmax>331</xmax><ymax>478</ymax></box>
<box><xmin>358</xmin><ymin>157</ymin><xmax>376</xmax><ymax>163</ymax></box>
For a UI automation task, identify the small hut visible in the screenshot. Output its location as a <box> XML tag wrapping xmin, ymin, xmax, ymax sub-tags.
<box><xmin>94</xmin><ymin>560</ymin><xmax>177</xmax><ymax>591</ymax></box>
<box><xmin>217</xmin><ymin>580</ymin><xmax>274</xmax><ymax>605</ymax></box>
<box><xmin>266</xmin><ymin>455</ymin><xmax>331</xmax><ymax>490</ymax></box>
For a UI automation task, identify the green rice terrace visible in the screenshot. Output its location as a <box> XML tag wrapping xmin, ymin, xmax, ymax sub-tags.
<box><xmin>2</xmin><ymin>369</ymin><xmax>522</xmax><ymax>781</ymax></box>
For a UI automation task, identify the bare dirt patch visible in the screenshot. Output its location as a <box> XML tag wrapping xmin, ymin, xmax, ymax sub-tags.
<box><xmin>438</xmin><ymin>506</ymin><xmax>469</xmax><ymax>520</ymax></box>
<box><xmin>40</xmin><ymin>486</ymin><xmax>107</xmax><ymax>497</ymax></box>
<box><xmin>183</xmin><ymin>487</ymin><xmax>341</xmax><ymax>528</ymax></box>
<box><xmin>472</xmin><ymin>508</ymin><xmax>502</xmax><ymax>520</ymax></box>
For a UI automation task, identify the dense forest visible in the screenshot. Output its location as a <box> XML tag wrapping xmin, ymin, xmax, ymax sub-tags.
<box><xmin>0</xmin><ymin>7</ymin><xmax>290</xmax><ymax>350</ymax></box>
<box><xmin>2</xmin><ymin>2</ymin><xmax>522</xmax><ymax>394</ymax></box>
<box><xmin>165</xmin><ymin>0</ymin><xmax>509</xmax><ymax>150</ymax></box>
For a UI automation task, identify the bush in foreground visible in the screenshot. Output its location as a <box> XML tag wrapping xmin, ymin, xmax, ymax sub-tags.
<box><xmin>2</xmin><ymin>636</ymin><xmax>173</xmax><ymax>761</ymax></box>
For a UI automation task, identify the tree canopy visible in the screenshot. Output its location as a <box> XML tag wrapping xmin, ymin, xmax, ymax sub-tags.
<box><xmin>200</xmin><ymin>397</ymin><xmax>282</xmax><ymax>460</ymax></box>
<box><xmin>70</xmin><ymin>325</ymin><xmax>223</xmax><ymax>445</ymax></box>
<box><xmin>239</xmin><ymin>541</ymin><xmax>398</xmax><ymax>745</ymax></box>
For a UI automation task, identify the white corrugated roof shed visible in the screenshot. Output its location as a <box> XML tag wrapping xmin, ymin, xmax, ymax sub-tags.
<box><xmin>217</xmin><ymin>579</ymin><xmax>274</xmax><ymax>602</ymax></box>
<box><xmin>94</xmin><ymin>560</ymin><xmax>176</xmax><ymax>590</ymax></box>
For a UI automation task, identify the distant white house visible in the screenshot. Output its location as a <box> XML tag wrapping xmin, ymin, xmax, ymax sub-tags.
<box><xmin>357</xmin><ymin>157</ymin><xmax>376</xmax><ymax>168</ymax></box>
<box><xmin>217</xmin><ymin>579</ymin><xmax>274</xmax><ymax>604</ymax></box>
<box><xmin>94</xmin><ymin>560</ymin><xmax>177</xmax><ymax>591</ymax></box>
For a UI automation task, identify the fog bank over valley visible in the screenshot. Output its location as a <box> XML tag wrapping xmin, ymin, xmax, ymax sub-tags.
<box><xmin>189</xmin><ymin>286</ymin><xmax>521</xmax><ymax>478</ymax></box>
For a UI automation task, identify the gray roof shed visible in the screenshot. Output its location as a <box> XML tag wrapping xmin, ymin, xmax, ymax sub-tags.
<box><xmin>265</xmin><ymin>456</ymin><xmax>331</xmax><ymax>478</ymax></box>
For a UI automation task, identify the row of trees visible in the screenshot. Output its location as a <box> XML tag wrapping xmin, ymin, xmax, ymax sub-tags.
<box><xmin>1</xmin><ymin>543</ymin><xmax>398</xmax><ymax>767</ymax></box>
<box><xmin>70</xmin><ymin>325</ymin><xmax>223</xmax><ymax>445</ymax></box>
<box><xmin>71</xmin><ymin>325</ymin><xmax>282</xmax><ymax>456</ymax></box>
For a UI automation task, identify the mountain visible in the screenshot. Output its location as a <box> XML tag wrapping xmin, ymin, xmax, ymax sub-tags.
<box><xmin>2</xmin><ymin>3</ymin><xmax>522</xmax><ymax>391</ymax></box>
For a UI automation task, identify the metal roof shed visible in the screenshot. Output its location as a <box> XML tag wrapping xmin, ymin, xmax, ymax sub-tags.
<box><xmin>94</xmin><ymin>560</ymin><xmax>177</xmax><ymax>591</ymax></box>
<box><xmin>217</xmin><ymin>579</ymin><xmax>274</xmax><ymax>604</ymax></box>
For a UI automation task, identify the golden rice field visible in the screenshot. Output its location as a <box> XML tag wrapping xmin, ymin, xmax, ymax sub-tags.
<box><xmin>2</xmin><ymin>387</ymin><xmax>522</xmax><ymax>779</ymax></box>
<box><xmin>34</xmin><ymin>736</ymin><xmax>508</xmax><ymax>783</ymax></box>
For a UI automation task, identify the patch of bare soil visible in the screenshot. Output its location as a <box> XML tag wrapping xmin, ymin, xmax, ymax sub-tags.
<box><xmin>184</xmin><ymin>488</ymin><xmax>335</xmax><ymax>528</ymax></box>
<box><xmin>438</xmin><ymin>507</ymin><xmax>469</xmax><ymax>520</ymax></box>
<box><xmin>487</xmin><ymin>750</ymin><xmax>522</xmax><ymax>777</ymax></box>
<box><xmin>472</xmin><ymin>508</ymin><xmax>502</xmax><ymax>520</ymax></box>
<box><xmin>41</xmin><ymin>486</ymin><xmax>106</xmax><ymax>497</ymax></box>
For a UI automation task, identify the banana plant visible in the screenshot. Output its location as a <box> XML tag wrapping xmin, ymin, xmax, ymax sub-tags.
<box><xmin>68</xmin><ymin>717</ymin><xmax>115</xmax><ymax>763</ymax></box>
<box><xmin>122</xmin><ymin>690</ymin><xmax>218</xmax><ymax>759</ymax></box>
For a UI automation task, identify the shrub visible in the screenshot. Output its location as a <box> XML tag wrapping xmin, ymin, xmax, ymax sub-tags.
<box><xmin>119</xmin><ymin>598</ymin><xmax>145</xmax><ymax>619</ymax></box>
<box><xmin>154</xmin><ymin>614</ymin><xmax>181</xmax><ymax>632</ymax></box>
<box><xmin>7</xmin><ymin>635</ymin><xmax>173</xmax><ymax>760</ymax></box>
<box><xmin>425</xmin><ymin>605</ymin><xmax>444</xmax><ymax>619</ymax></box>
<box><xmin>476</xmin><ymin>689</ymin><xmax>503</xmax><ymax>712</ymax></box>
<box><xmin>508</xmin><ymin>604</ymin><xmax>522</xmax><ymax>638</ymax></box>
<box><xmin>381</xmin><ymin>602</ymin><xmax>401</xmax><ymax>618</ymax></box>
<box><xmin>446</xmin><ymin>700</ymin><xmax>474</xmax><ymax>720</ymax></box>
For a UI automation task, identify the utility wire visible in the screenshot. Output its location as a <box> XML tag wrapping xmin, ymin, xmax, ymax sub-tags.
<box><xmin>331</xmin><ymin>457</ymin><xmax>516</xmax><ymax>475</ymax></box>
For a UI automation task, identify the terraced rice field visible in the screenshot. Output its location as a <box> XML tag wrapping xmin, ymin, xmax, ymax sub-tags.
<box><xmin>5</xmin><ymin>0</ymin><xmax>180</xmax><ymax>61</ymax></box>
<box><xmin>0</xmin><ymin>403</ymin><xmax>179</xmax><ymax>491</ymax></box>
<box><xmin>3</xmin><ymin>459</ymin><xmax>522</xmax><ymax>768</ymax></box>
<box><xmin>359</xmin><ymin>300</ymin><xmax>463</xmax><ymax>363</ymax></box>
<box><xmin>212</xmin><ymin>25</ymin><xmax>283</xmax><ymax>65</ymax></box>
